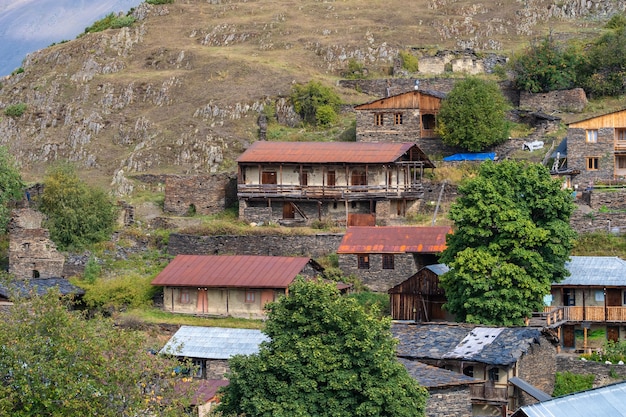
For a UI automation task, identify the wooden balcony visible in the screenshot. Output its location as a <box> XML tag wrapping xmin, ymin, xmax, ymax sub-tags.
<box><xmin>470</xmin><ymin>384</ymin><xmax>508</xmax><ymax>403</ymax></box>
<box><xmin>615</xmin><ymin>140</ymin><xmax>626</xmax><ymax>152</ymax></box>
<box><xmin>542</xmin><ymin>306</ymin><xmax>626</xmax><ymax>323</ymax></box>
<box><xmin>237</xmin><ymin>183</ymin><xmax>424</xmax><ymax>200</ymax></box>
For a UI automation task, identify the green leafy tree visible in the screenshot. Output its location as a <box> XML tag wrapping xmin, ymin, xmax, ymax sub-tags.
<box><xmin>0</xmin><ymin>146</ymin><xmax>24</xmax><ymax>231</ymax></box>
<box><xmin>0</xmin><ymin>288</ymin><xmax>195</xmax><ymax>416</ymax></box>
<box><xmin>578</xmin><ymin>26</ymin><xmax>626</xmax><ymax>97</ymax></box>
<box><xmin>439</xmin><ymin>161</ymin><xmax>576</xmax><ymax>326</ymax></box>
<box><xmin>39</xmin><ymin>163</ymin><xmax>118</xmax><ymax>250</ymax></box>
<box><xmin>435</xmin><ymin>77</ymin><xmax>511</xmax><ymax>152</ymax></box>
<box><xmin>216</xmin><ymin>279</ymin><xmax>427</xmax><ymax>417</ymax></box>
<box><xmin>290</xmin><ymin>81</ymin><xmax>342</xmax><ymax>127</ymax></box>
<box><xmin>511</xmin><ymin>34</ymin><xmax>580</xmax><ymax>93</ymax></box>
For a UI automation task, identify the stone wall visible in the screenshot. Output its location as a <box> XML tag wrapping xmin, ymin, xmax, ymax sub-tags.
<box><xmin>8</xmin><ymin>208</ymin><xmax>65</xmax><ymax>280</ymax></box>
<box><xmin>339</xmin><ymin>253</ymin><xmax>418</xmax><ymax>292</ymax></box>
<box><xmin>569</xmin><ymin>189</ymin><xmax>626</xmax><ymax>235</ymax></box>
<box><xmin>205</xmin><ymin>359</ymin><xmax>229</xmax><ymax>380</ymax></box>
<box><xmin>426</xmin><ymin>385</ymin><xmax>472</xmax><ymax>417</ymax></box>
<box><xmin>516</xmin><ymin>335</ymin><xmax>557</xmax><ymax>406</ymax></box>
<box><xmin>164</xmin><ymin>173</ymin><xmax>237</xmax><ymax>216</ymax></box>
<box><xmin>556</xmin><ymin>354</ymin><xmax>626</xmax><ymax>387</ymax></box>
<box><xmin>520</xmin><ymin>88</ymin><xmax>587</xmax><ymax>113</ymax></box>
<box><xmin>167</xmin><ymin>233</ymin><xmax>343</xmax><ymax>258</ymax></box>
<box><xmin>567</xmin><ymin>127</ymin><xmax>615</xmax><ymax>184</ymax></box>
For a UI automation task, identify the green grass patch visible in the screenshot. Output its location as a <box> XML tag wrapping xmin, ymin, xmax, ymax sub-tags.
<box><xmin>553</xmin><ymin>372</ymin><xmax>594</xmax><ymax>397</ymax></box>
<box><xmin>573</xmin><ymin>232</ymin><xmax>626</xmax><ymax>258</ymax></box>
<box><xmin>119</xmin><ymin>307</ymin><xmax>265</xmax><ymax>329</ymax></box>
<box><xmin>4</xmin><ymin>103</ymin><xmax>27</xmax><ymax>117</ymax></box>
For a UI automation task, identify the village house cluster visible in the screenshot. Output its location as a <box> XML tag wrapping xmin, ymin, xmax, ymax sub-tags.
<box><xmin>8</xmin><ymin>83</ymin><xmax>626</xmax><ymax>416</ymax></box>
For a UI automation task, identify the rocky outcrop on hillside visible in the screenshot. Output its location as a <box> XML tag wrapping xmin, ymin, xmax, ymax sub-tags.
<box><xmin>0</xmin><ymin>0</ymin><xmax>622</xmax><ymax>193</ymax></box>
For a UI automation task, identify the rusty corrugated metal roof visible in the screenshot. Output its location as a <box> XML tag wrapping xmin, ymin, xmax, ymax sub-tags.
<box><xmin>151</xmin><ymin>255</ymin><xmax>312</xmax><ymax>288</ymax></box>
<box><xmin>236</xmin><ymin>141</ymin><xmax>427</xmax><ymax>164</ymax></box>
<box><xmin>337</xmin><ymin>226</ymin><xmax>452</xmax><ymax>254</ymax></box>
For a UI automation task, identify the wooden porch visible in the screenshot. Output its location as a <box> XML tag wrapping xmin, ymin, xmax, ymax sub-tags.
<box><xmin>237</xmin><ymin>183</ymin><xmax>424</xmax><ymax>200</ymax></box>
<box><xmin>469</xmin><ymin>384</ymin><xmax>508</xmax><ymax>403</ymax></box>
<box><xmin>537</xmin><ymin>306</ymin><xmax>626</xmax><ymax>325</ymax></box>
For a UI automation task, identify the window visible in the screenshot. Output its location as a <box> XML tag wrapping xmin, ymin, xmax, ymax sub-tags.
<box><xmin>623</xmin><ymin>290</ymin><xmax>626</xmax><ymax>306</ymax></box>
<box><xmin>586</xmin><ymin>130</ymin><xmax>598</xmax><ymax>143</ymax></box>
<box><xmin>463</xmin><ymin>366</ymin><xmax>474</xmax><ymax>377</ymax></box>
<box><xmin>422</xmin><ymin>114</ymin><xmax>436</xmax><ymax>130</ymax></box>
<box><xmin>180</xmin><ymin>289</ymin><xmax>190</xmax><ymax>304</ymax></box>
<box><xmin>375</xmin><ymin>113</ymin><xmax>384</xmax><ymax>126</ymax></box>
<box><xmin>382</xmin><ymin>254</ymin><xmax>395</xmax><ymax>269</ymax></box>
<box><xmin>586</xmin><ymin>157</ymin><xmax>599</xmax><ymax>171</ymax></box>
<box><xmin>327</xmin><ymin>170</ymin><xmax>336</xmax><ymax>186</ymax></box>
<box><xmin>193</xmin><ymin>359</ymin><xmax>204</xmax><ymax>378</ymax></box>
<box><xmin>488</xmin><ymin>367</ymin><xmax>500</xmax><ymax>382</ymax></box>
<box><xmin>394</xmin><ymin>113</ymin><xmax>403</xmax><ymax>125</ymax></box>
<box><xmin>617</xmin><ymin>129</ymin><xmax>626</xmax><ymax>142</ymax></box>
<box><xmin>358</xmin><ymin>255</ymin><xmax>370</xmax><ymax>269</ymax></box>
<box><xmin>245</xmin><ymin>290</ymin><xmax>256</xmax><ymax>303</ymax></box>
<box><xmin>301</xmin><ymin>171</ymin><xmax>308</xmax><ymax>186</ymax></box>
<box><xmin>595</xmin><ymin>290</ymin><xmax>605</xmax><ymax>302</ymax></box>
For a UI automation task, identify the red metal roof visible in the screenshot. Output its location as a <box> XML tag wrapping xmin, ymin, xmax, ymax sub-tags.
<box><xmin>151</xmin><ymin>255</ymin><xmax>312</xmax><ymax>288</ymax></box>
<box><xmin>337</xmin><ymin>226</ymin><xmax>452</xmax><ymax>254</ymax></box>
<box><xmin>236</xmin><ymin>141</ymin><xmax>424</xmax><ymax>164</ymax></box>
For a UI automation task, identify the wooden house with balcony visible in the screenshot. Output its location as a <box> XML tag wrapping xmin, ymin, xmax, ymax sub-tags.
<box><xmin>354</xmin><ymin>89</ymin><xmax>446</xmax><ymax>155</ymax></box>
<box><xmin>392</xmin><ymin>323</ymin><xmax>558</xmax><ymax>417</ymax></box>
<box><xmin>541</xmin><ymin>256</ymin><xmax>626</xmax><ymax>351</ymax></box>
<box><xmin>566</xmin><ymin>108</ymin><xmax>626</xmax><ymax>186</ymax></box>
<box><xmin>236</xmin><ymin>141</ymin><xmax>435</xmax><ymax>226</ymax></box>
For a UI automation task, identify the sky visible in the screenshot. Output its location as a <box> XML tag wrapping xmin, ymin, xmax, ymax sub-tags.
<box><xmin>0</xmin><ymin>0</ymin><xmax>143</xmax><ymax>76</ymax></box>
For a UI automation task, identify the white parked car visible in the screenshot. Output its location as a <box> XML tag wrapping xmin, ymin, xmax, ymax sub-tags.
<box><xmin>522</xmin><ymin>140</ymin><xmax>544</xmax><ymax>151</ymax></box>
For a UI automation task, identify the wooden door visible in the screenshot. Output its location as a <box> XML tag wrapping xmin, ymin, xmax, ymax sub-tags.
<box><xmin>607</xmin><ymin>288</ymin><xmax>621</xmax><ymax>306</ymax></box>
<box><xmin>607</xmin><ymin>326</ymin><xmax>620</xmax><ymax>343</ymax></box>
<box><xmin>563</xmin><ymin>325</ymin><xmax>575</xmax><ymax>348</ymax></box>
<box><xmin>261</xmin><ymin>171</ymin><xmax>277</xmax><ymax>184</ymax></box>
<box><xmin>283</xmin><ymin>202</ymin><xmax>295</xmax><ymax>219</ymax></box>
<box><xmin>196</xmin><ymin>289</ymin><xmax>208</xmax><ymax>314</ymax></box>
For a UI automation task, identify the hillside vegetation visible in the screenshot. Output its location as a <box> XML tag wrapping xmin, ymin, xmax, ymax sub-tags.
<box><xmin>0</xmin><ymin>0</ymin><xmax>621</xmax><ymax>194</ymax></box>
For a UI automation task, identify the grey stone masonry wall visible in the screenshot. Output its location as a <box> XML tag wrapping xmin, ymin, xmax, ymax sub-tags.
<box><xmin>426</xmin><ymin>386</ymin><xmax>472</xmax><ymax>417</ymax></box>
<box><xmin>205</xmin><ymin>359</ymin><xmax>229</xmax><ymax>380</ymax></box>
<box><xmin>557</xmin><ymin>354</ymin><xmax>626</xmax><ymax>387</ymax></box>
<box><xmin>567</xmin><ymin>127</ymin><xmax>615</xmax><ymax>184</ymax></box>
<box><xmin>570</xmin><ymin>209</ymin><xmax>626</xmax><ymax>235</ymax></box>
<box><xmin>520</xmin><ymin>88</ymin><xmax>587</xmax><ymax>113</ymax></box>
<box><xmin>338</xmin><ymin>253</ymin><xmax>418</xmax><ymax>292</ymax></box>
<box><xmin>587</xmin><ymin>189</ymin><xmax>626</xmax><ymax>209</ymax></box>
<box><xmin>516</xmin><ymin>335</ymin><xmax>557</xmax><ymax>407</ymax></box>
<box><xmin>164</xmin><ymin>174</ymin><xmax>237</xmax><ymax>216</ymax></box>
<box><xmin>8</xmin><ymin>208</ymin><xmax>65</xmax><ymax>280</ymax></box>
<box><xmin>167</xmin><ymin>233</ymin><xmax>343</xmax><ymax>259</ymax></box>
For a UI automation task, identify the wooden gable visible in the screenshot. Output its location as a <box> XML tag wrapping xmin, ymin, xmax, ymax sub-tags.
<box><xmin>569</xmin><ymin>108</ymin><xmax>626</xmax><ymax>129</ymax></box>
<box><xmin>354</xmin><ymin>90</ymin><xmax>443</xmax><ymax>112</ymax></box>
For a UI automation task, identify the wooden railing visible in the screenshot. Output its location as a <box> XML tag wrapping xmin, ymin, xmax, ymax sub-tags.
<box><xmin>237</xmin><ymin>183</ymin><xmax>423</xmax><ymax>199</ymax></box>
<box><xmin>469</xmin><ymin>384</ymin><xmax>508</xmax><ymax>403</ymax></box>
<box><xmin>614</xmin><ymin>140</ymin><xmax>626</xmax><ymax>151</ymax></box>
<box><xmin>542</xmin><ymin>306</ymin><xmax>626</xmax><ymax>323</ymax></box>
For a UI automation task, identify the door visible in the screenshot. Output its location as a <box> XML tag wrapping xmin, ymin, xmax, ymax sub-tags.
<box><xmin>607</xmin><ymin>326</ymin><xmax>619</xmax><ymax>343</ymax></box>
<box><xmin>607</xmin><ymin>288</ymin><xmax>621</xmax><ymax>306</ymax></box>
<box><xmin>261</xmin><ymin>171</ymin><xmax>277</xmax><ymax>186</ymax></box>
<box><xmin>283</xmin><ymin>202</ymin><xmax>295</xmax><ymax>219</ymax></box>
<box><xmin>563</xmin><ymin>325</ymin><xmax>575</xmax><ymax>348</ymax></box>
<box><xmin>196</xmin><ymin>289</ymin><xmax>208</xmax><ymax>314</ymax></box>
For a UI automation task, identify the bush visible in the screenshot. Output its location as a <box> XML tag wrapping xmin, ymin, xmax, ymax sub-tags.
<box><xmin>110</xmin><ymin>15</ymin><xmax>136</xmax><ymax>29</ymax></box>
<box><xmin>553</xmin><ymin>372</ymin><xmax>594</xmax><ymax>396</ymax></box>
<box><xmin>83</xmin><ymin>256</ymin><xmax>102</xmax><ymax>284</ymax></box>
<box><xmin>581</xmin><ymin>339</ymin><xmax>626</xmax><ymax>364</ymax></box>
<box><xmin>399</xmin><ymin>50</ymin><xmax>419</xmax><ymax>72</ymax></box>
<box><xmin>344</xmin><ymin>59</ymin><xmax>366</xmax><ymax>79</ymax></box>
<box><xmin>290</xmin><ymin>81</ymin><xmax>342</xmax><ymax>127</ymax></box>
<box><xmin>84</xmin><ymin>12</ymin><xmax>135</xmax><ymax>34</ymax></box>
<box><xmin>4</xmin><ymin>103</ymin><xmax>27</xmax><ymax>117</ymax></box>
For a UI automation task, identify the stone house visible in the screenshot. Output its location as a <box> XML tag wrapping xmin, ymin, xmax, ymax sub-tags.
<box><xmin>565</xmin><ymin>108</ymin><xmax>626</xmax><ymax>186</ymax></box>
<box><xmin>389</xmin><ymin>263</ymin><xmax>454</xmax><ymax>322</ymax></box>
<box><xmin>160</xmin><ymin>325</ymin><xmax>267</xmax><ymax>379</ymax></box>
<box><xmin>354</xmin><ymin>89</ymin><xmax>447</xmax><ymax>155</ymax></box>
<box><xmin>151</xmin><ymin>254</ymin><xmax>323</xmax><ymax>319</ymax></box>
<box><xmin>236</xmin><ymin>141</ymin><xmax>435</xmax><ymax>226</ymax></box>
<box><xmin>399</xmin><ymin>358</ymin><xmax>481</xmax><ymax>417</ymax></box>
<box><xmin>163</xmin><ymin>173</ymin><xmax>237</xmax><ymax>216</ymax></box>
<box><xmin>392</xmin><ymin>323</ymin><xmax>558</xmax><ymax>416</ymax></box>
<box><xmin>543</xmin><ymin>256</ymin><xmax>626</xmax><ymax>351</ymax></box>
<box><xmin>337</xmin><ymin>226</ymin><xmax>451</xmax><ymax>292</ymax></box>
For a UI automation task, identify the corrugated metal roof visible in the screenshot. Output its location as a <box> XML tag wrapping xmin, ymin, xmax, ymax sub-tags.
<box><xmin>509</xmin><ymin>377</ymin><xmax>552</xmax><ymax>402</ymax></box>
<box><xmin>554</xmin><ymin>256</ymin><xmax>626</xmax><ymax>287</ymax></box>
<box><xmin>425</xmin><ymin>264</ymin><xmax>450</xmax><ymax>276</ymax></box>
<box><xmin>337</xmin><ymin>226</ymin><xmax>451</xmax><ymax>254</ymax></box>
<box><xmin>192</xmin><ymin>379</ymin><xmax>229</xmax><ymax>405</ymax></box>
<box><xmin>160</xmin><ymin>325</ymin><xmax>269</xmax><ymax>359</ymax></box>
<box><xmin>236</xmin><ymin>141</ymin><xmax>432</xmax><ymax>165</ymax></box>
<box><xmin>512</xmin><ymin>381</ymin><xmax>626</xmax><ymax>417</ymax></box>
<box><xmin>151</xmin><ymin>255</ymin><xmax>312</xmax><ymax>288</ymax></box>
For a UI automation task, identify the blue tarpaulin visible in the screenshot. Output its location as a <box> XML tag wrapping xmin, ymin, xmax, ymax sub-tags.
<box><xmin>443</xmin><ymin>152</ymin><xmax>496</xmax><ymax>161</ymax></box>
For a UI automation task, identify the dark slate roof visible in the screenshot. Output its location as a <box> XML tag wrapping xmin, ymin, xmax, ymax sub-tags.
<box><xmin>511</xmin><ymin>380</ymin><xmax>626</xmax><ymax>417</ymax></box>
<box><xmin>0</xmin><ymin>278</ymin><xmax>85</xmax><ymax>299</ymax></box>
<box><xmin>398</xmin><ymin>358</ymin><xmax>482</xmax><ymax>388</ymax></box>
<box><xmin>392</xmin><ymin>323</ymin><xmax>543</xmax><ymax>367</ymax></box>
